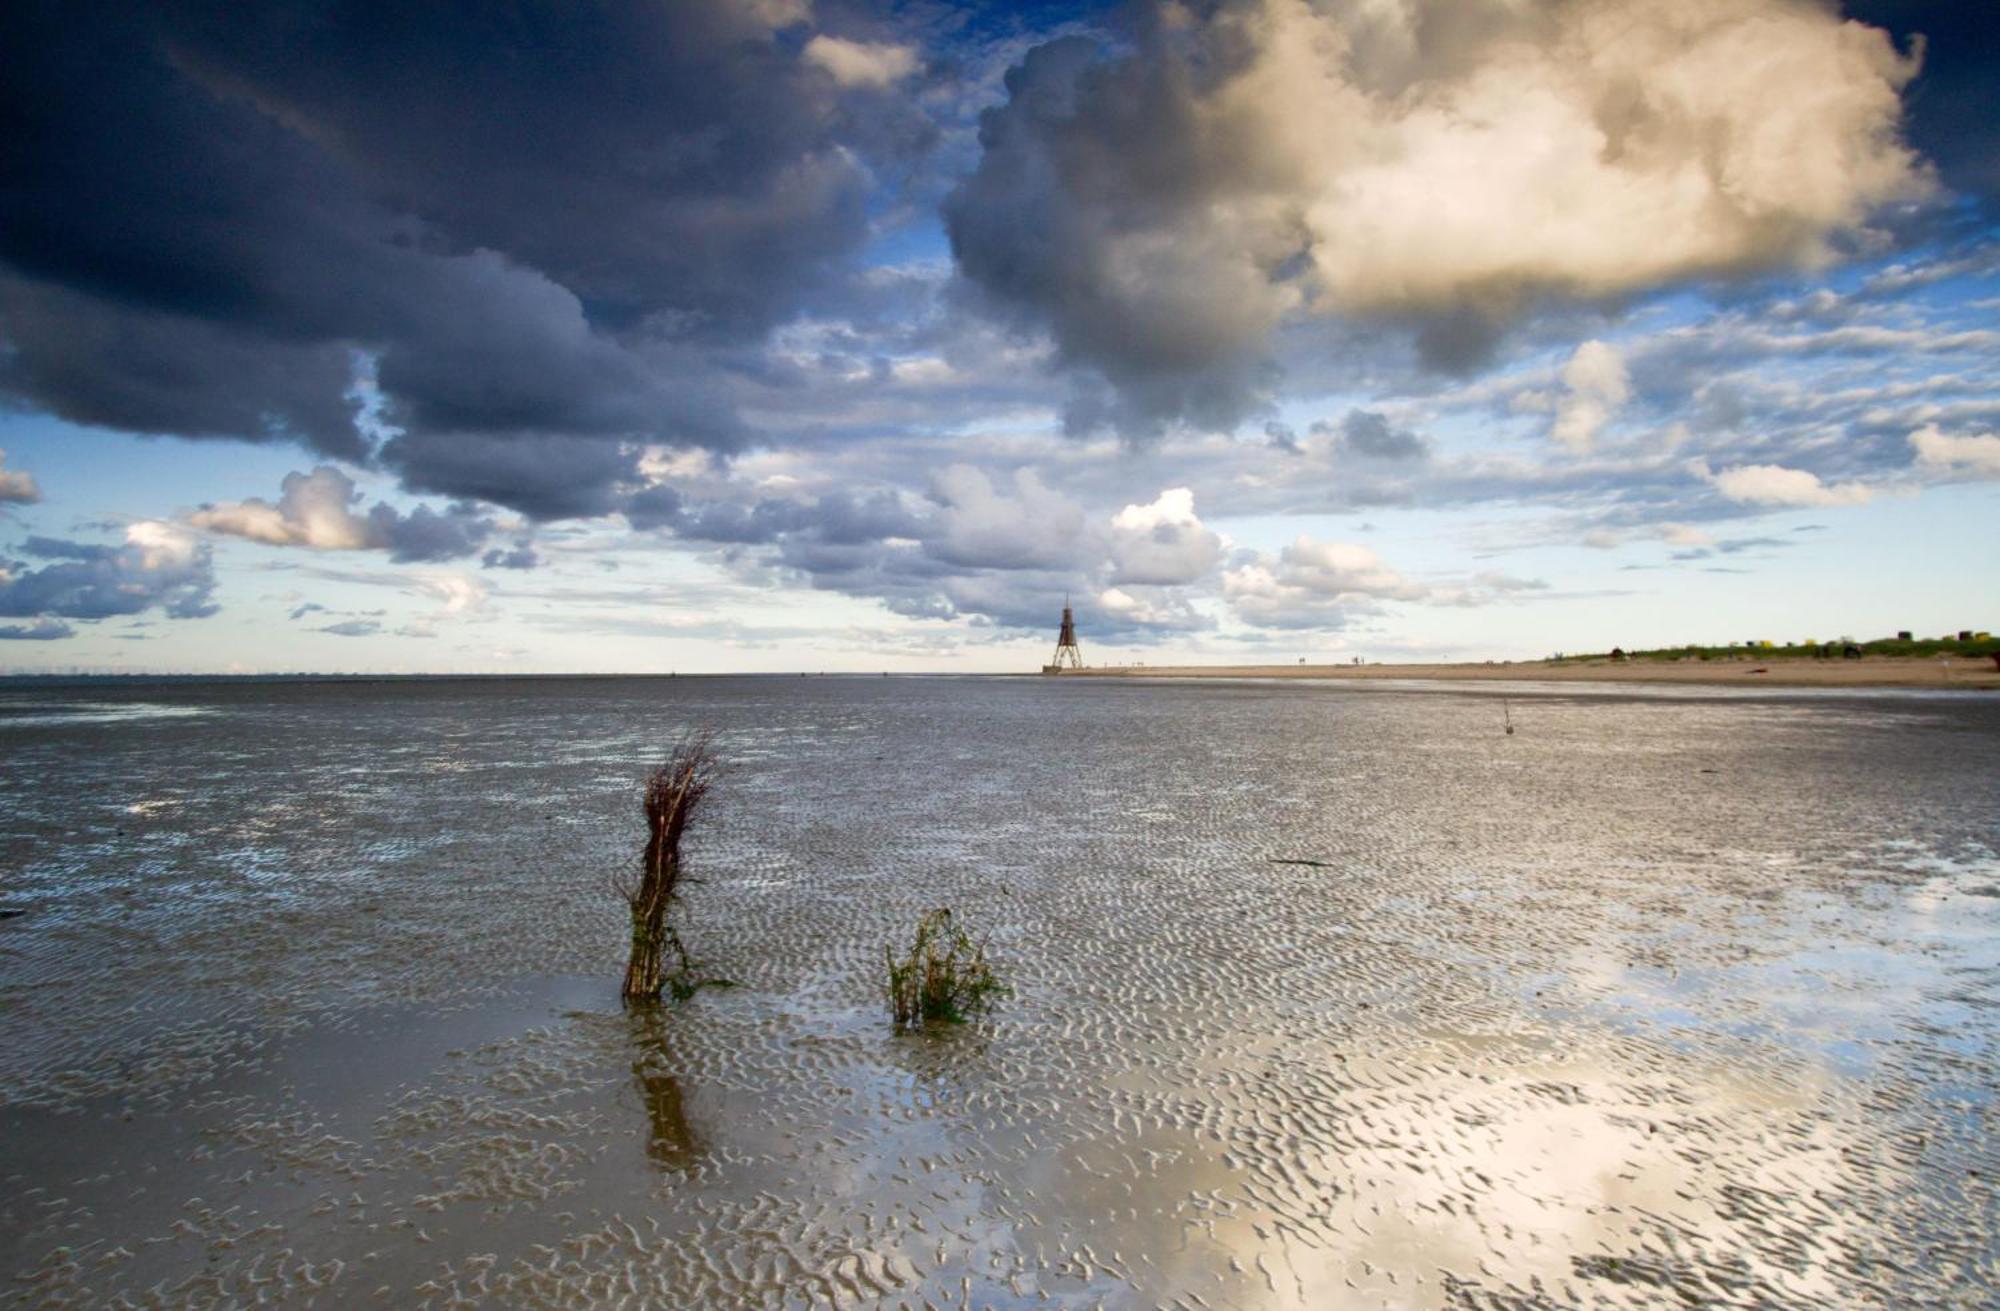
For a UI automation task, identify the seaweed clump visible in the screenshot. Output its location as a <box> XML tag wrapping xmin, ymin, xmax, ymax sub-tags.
<box><xmin>886</xmin><ymin>908</ymin><xmax>1005</xmax><ymax>1028</ymax></box>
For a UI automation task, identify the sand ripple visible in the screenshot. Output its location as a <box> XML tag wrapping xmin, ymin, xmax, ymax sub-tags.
<box><xmin>1</xmin><ymin>677</ymin><xmax>1995</xmax><ymax>1306</ymax></box>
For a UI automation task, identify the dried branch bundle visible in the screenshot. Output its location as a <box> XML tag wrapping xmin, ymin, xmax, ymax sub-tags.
<box><xmin>619</xmin><ymin>732</ymin><xmax>718</xmax><ymax>1003</ymax></box>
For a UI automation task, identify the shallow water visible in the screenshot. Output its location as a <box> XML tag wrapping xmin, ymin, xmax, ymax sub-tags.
<box><xmin>1</xmin><ymin>675</ymin><xmax>1995</xmax><ymax>1308</ymax></box>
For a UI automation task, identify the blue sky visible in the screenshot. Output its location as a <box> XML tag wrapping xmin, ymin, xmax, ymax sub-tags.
<box><xmin>1</xmin><ymin>0</ymin><xmax>1995</xmax><ymax>672</ymax></box>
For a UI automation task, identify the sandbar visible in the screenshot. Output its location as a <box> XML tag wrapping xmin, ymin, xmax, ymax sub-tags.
<box><xmin>1059</xmin><ymin>655</ymin><xmax>2000</xmax><ymax>689</ymax></box>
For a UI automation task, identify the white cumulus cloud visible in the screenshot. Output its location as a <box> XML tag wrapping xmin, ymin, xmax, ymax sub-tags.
<box><xmin>0</xmin><ymin>449</ymin><xmax>41</xmax><ymax>504</ymax></box>
<box><xmin>1225</xmin><ymin>536</ymin><xmax>1427</xmax><ymax>629</ymax></box>
<box><xmin>1097</xmin><ymin>586</ymin><xmax>1207</xmax><ymax>631</ymax></box>
<box><xmin>1552</xmin><ymin>340</ymin><xmax>1630</xmax><ymax>452</ymax></box>
<box><xmin>925</xmin><ymin>465</ymin><xmax>1087</xmax><ymax>571</ymax></box>
<box><xmin>1703</xmin><ymin>462</ymin><xmax>1873</xmax><ymax>507</ymax></box>
<box><xmin>1660</xmin><ymin>524</ymin><xmax>1714</xmax><ymax>547</ymax></box>
<box><xmin>948</xmin><ymin>0</ymin><xmax>1931</xmax><ymax>428</ymax></box>
<box><xmin>410</xmin><ymin>572</ymin><xmax>489</xmax><ymax>617</ymax></box>
<box><xmin>1909</xmin><ymin>424</ymin><xmax>2000</xmax><ymax>477</ymax></box>
<box><xmin>192</xmin><ymin>467</ymin><xmax>378</xmax><ymax>549</ymax></box>
<box><xmin>1282</xmin><ymin>0</ymin><xmax>1925</xmax><ymax>309</ymax></box>
<box><xmin>803</xmin><ymin>35</ymin><xmax>916</xmax><ymax>87</ymax></box>
<box><xmin>1108</xmin><ymin>487</ymin><xmax>1223</xmax><ymax>586</ymax></box>
<box><xmin>190</xmin><ymin>467</ymin><xmax>498</xmax><ymax>562</ymax></box>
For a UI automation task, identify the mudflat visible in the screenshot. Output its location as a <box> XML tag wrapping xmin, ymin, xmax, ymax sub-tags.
<box><xmin>1065</xmin><ymin>654</ymin><xmax>2000</xmax><ymax>688</ymax></box>
<box><xmin>2</xmin><ymin>676</ymin><xmax>1996</xmax><ymax>1307</ymax></box>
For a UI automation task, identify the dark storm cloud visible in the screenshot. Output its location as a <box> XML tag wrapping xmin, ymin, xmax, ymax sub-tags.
<box><xmin>482</xmin><ymin>543</ymin><xmax>540</xmax><ymax>572</ymax></box>
<box><xmin>0</xmin><ymin>619</ymin><xmax>74</xmax><ymax>641</ymax></box>
<box><xmin>163</xmin><ymin>1</ymin><xmax>889</xmax><ymax>335</ymax></box>
<box><xmin>0</xmin><ymin>0</ymin><xmax>913</xmax><ymax>510</ymax></box>
<box><xmin>621</xmin><ymin>486</ymin><xmax>686</xmax><ymax>536</ymax></box>
<box><xmin>943</xmin><ymin>35</ymin><xmax>1291</xmax><ymax>440</ymax></box>
<box><xmin>628</xmin><ymin>487</ymin><xmax>924</xmax><ymax>547</ymax></box>
<box><xmin>0</xmin><ymin>526</ymin><xmax>219</xmax><ymax>624</ymax></box>
<box><xmin>373</xmin><ymin>504</ymin><xmax>492</xmax><ymax>565</ymax></box>
<box><xmin>1333</xmin><ymin>411</ymin><xmax>1429</xmax><ymax>462</ymax></box>
<box><xmin>1406</xmin><ymin>304</ymin><xmax>1511</xmax><ymax>377</ymax></box>
<box><xmin>381</xmin><ymin>433</ymin><xmax>642</xmax><ymax>522</ymax></box>
<box><xmin>0</xmin><ymin>280</ymin><xmax>371</xmax><ymax>461</ymax></box>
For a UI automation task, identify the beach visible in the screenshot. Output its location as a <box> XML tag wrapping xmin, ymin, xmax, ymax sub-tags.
<box><xmin>1065</xmin><ymin>654</ymin><xmax>2000</xmax><ymax>689</ymax></box>
<box><xmin>3</xmin><ymin>675</ymin><xmax>1996</xmax><ymax>1307</ymax></box>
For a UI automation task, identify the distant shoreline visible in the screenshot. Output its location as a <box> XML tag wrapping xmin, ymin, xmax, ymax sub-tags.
<box><xmin>1055</xmin><ymin>656</ymin><xmax>2000</xmax><ymax>690</ymax></box>
<box><xmin>2</xmin><ymin>661</ymin><xmax>1995</xmax><ymax>689</ymax></box>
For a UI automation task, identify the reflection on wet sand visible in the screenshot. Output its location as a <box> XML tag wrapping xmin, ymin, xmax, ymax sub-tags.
<box><xmin>629</xmin><ymin>1008</ymin><xmax>702</xmax><ymax>1171</ymax></box>
<box><xmin>0</xmin><ymin>676</ymin><xmax>1995</xmax><ymax>1306</ymax></box>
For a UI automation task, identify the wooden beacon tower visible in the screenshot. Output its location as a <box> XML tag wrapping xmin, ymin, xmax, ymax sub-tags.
<box><xmin>1043</xmin><ymin>600</ymin><xmax>1084</xmax><ymax>673</ymax></box>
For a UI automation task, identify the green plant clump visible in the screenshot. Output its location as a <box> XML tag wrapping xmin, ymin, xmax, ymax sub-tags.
<box><xmin>1549</xmin><ymin>632</ymin><xmax>1998</xmax><ymax>665</ymax></box>
<box><xmin>886</xmin><ymin>908</ymin><xmax>1006</xmax><ymax>1028</ymax></box>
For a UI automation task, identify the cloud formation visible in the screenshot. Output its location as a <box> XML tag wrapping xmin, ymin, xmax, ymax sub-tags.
<box><xmin>926</xmin><ymin>466</ymin><xmax>1088</xmax><ymax>572</ymax></box>
<box><xmin>1909</xmin><ymin>424</ymin><xmax>2000</xmax><ymax>477</ymax></box>
<box><xmin>0</xmin><ymin>0</ymin><xmax>922</xmax><ymax>510</ymax></box>
<box><xmin>1552</xmin><ymin>341</ymin><xmax>1630</xmax><ymax>453</ymax></box>
<box><xmin>1703</xmin><ymin>462</ymin><xmax>1875</xmax><ymax>508</ymax></box>
<box><xmin>482</xmin><ymin>542</ymin><xmax>541</xmax><ymax>572</ymax></box>
<box><xmin>1845</xmin><ymin>2</ymin><xmax>2000</xmax><ymax>205</ymax></box>
<box><xmin>0</xmin><ymin>618</ymin><xmax>73</xmax><ymax>641</ymax></box>
<box><xmin>1226</xmin><ymin>537</ymin><xmax>1426</xmax><ymax>629</ymax></box>
<box><xmin>0</xmin><ymin>0</ymin><xmax>1991</xmax><ymax>668</ymax></box>
<box><xmin>319</xmin><ymin>619</ymin><xmax>380</xmax><ymax>638</ymax></box>
<box><xmin>1223</xmin><ymin>534</ymin><xmax>1553</xmax><ymax>629</ymax></box>
<box><xmin>1107</xmin><ymin>488</ymin><xmax>1223</xmax><ymax>586</ymax></box>
<box><xmin>624</xmin><ymin>462</ymin><xmax>1245</xmax><ymax>642</ymax></box>
<box><xmin>0</xmin><ymin>522</ymin><xmax>218</xmax><ymax>628</ymax></box>
<box><xmin>1334</xmin><ymin>411</ymin><xmax>1429</xmax><ymax>462</ymax></box>
<box><xmin>804</xmin><ymin>35</ymin><xmax>918</xmax><ymax>88</ymax></box>
<box><xmin>948</xmin><ymin>0</ymin><xmax>1929</xmax><ymax>433</ymax></box>
<box><xmin>190</xmin><ymin>467</ymin><xmax>500</xmax><ymax>563</ymax></box>
<box><xmin>0</xmin><ymin>450</ymin><xmax>41</xmax><ymax>504</ymax></box>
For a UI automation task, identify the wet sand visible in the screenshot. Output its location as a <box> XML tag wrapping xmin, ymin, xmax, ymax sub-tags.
<box><xmin>2</xmin><ymin>676</ymin><xmax>1996</xmax><ymax>1307</ymax></box>
<box><xmin>1065</xmin><ymin>655</ymin><xmax>2000</xmax><ymax>689</ymax></box>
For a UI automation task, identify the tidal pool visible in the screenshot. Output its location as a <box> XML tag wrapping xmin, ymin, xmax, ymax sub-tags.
<box><xmin>1</xmin><ymin>675</ymin><xmax>1995</xmax><ymax>1307</ymax></box>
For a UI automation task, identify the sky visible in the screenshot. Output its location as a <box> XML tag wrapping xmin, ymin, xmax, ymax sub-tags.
<box><xmin>1</xmin><ymin>0</ymin><xmax>1996</xmax><ymax>674</ymax></box>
